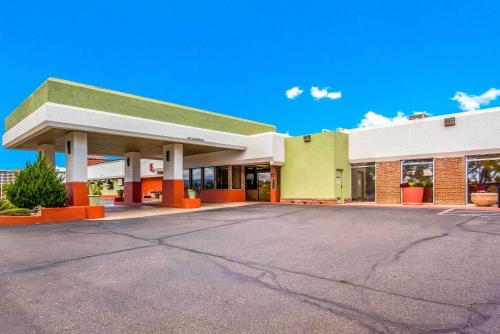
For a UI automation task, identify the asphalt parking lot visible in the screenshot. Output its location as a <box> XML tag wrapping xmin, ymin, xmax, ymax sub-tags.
<box><xmin>1</xmin><ymin>204</ymin><xmax>500</xmax><ymax>333</ymax></box>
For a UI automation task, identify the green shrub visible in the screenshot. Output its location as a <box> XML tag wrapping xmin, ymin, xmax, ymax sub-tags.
<box><xmin>89</xmin><ymin>183</ymin><xmax>102</xmax><ymax>196</ymax></box>
<box><xmin>0</xmin><ymin>208</ymin><xmax>32</xmax><ymax>216</ymax></box>
<box><xmin>0</xmin><ymin>199</ymin><xmax>15</xmax><ymax>211</ymax></box>
<box><xmin>6</xmin><ymin>154</ymin><xmax>67</xmax><ymax>209</ymax></box>
<box><xmin>487</xmin><ymin>185</ymin><xmax>498</xmax><ymax>193</ymax></box>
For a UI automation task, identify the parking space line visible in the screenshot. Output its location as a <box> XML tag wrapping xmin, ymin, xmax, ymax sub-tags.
<box><xmin>438</xmin><ymin>209</ymin><xmax>500</xmax><ymax>217</ymax></box>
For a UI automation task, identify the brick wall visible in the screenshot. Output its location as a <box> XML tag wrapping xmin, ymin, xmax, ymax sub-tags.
<box><xmin>434</xmin><ymin>157</ymin><xmax>466</xmax><ymax>205</ymax></box>
<box><xmin>375</xmin><ymin>161</ymin><xmax>401</xmax><ymax>204</ymax></box>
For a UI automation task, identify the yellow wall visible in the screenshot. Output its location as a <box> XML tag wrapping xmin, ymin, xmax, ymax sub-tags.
<box><xmin>281</xmin><ymin>132</ymin><xmax>349</xmax><ymax>200</ymax></box>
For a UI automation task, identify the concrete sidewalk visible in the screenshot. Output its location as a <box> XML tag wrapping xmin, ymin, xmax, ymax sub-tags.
<box><xmin>98</xmin><ymin>201</ymin><xmax>255</xmax><ymax>220</ymax></box>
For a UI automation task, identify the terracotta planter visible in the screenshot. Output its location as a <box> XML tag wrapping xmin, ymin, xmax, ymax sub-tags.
<box><xmin>471</xmin><ymin>193</ymin><xmax>498</xmax><ymax>207</ymax></box>
<box><xmin>402</xmin><ymin>187</ymin><xmax>424</xmax><ymax>205</ymax></box>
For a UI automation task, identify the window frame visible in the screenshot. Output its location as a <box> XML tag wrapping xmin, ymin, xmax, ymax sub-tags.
<box><xmin>466</xmin><ymin>154</ymin><xmax>500</xmax><ymax>204</ymax></box>
<box><xmin>215</xmin><ymin>166</ymin><xmax>229</xmax><ymax>190</ymax></box>
<box><xmin>203</xmin><ymin>166</ymin><xmax>215</xmax><ymax>190</ymax></box>
<box><xmin>400</xmin><ymin>159</ymin><xmax>434</xmax><ymax>204</ymax></box>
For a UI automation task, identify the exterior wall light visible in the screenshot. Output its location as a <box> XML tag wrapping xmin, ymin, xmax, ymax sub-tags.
<box><xmin>444</xmin><ymin>117</ymin><xmax>456</xmax><ymax>127</ymax></box>
<box><xmin>303</xmin><ymin>135</ymin><xmax>311</xmax><ymax>143</ymax></box>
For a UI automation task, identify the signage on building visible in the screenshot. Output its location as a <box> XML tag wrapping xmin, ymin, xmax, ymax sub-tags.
<box><xmin>187</xmin><ymin>136</ymin><xmax>205</xmax><ymax>142</ymax></box>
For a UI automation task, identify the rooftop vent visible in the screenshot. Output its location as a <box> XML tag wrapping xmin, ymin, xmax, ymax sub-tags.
<box><xmin>408</xmin><ymin>112</ymin><xmax>429</xmax><ymax>120</ymax></box>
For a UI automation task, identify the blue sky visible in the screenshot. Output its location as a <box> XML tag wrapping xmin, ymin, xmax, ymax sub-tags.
<box><xmin>1</xmin><ymin>0</ymin><xmax>500</xmax><ymax>169</ymax></box>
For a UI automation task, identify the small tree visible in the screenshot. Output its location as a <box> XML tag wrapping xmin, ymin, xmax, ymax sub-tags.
<box><xmin>6</xmin><ymin>154</ymin><xmax>67</xmax><ymax>209</ymax></box>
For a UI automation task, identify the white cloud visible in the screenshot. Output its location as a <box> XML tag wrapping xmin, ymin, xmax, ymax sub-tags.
<box><xmin>285</xmin><ymin>86</ymin><xmax>303</xmax><ymax>99</ymax></box>
<box><xmin>452</xmin><ymin>88</ymin><xmax>500</xmax><ymax>111</ymax></box>
<box><xmin>310</xmin><ymin>86</ymin><xmax>342</xmax><ymax>100</ymax></box>
<box><xmin>358</xmin><ymin>111</ymin><xmax>410</xmax><ymax>128</ymax></box>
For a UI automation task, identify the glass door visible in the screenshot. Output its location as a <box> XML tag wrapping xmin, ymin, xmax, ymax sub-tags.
<box><xmin>245</xmin><ymin>170</ymin><xmax>258</xmax><ymax>201</ymax></box>
<box><xmin>257</xmin><ymin>172</ymin><xmax>271</xmax><ymax>202</ymax></box>
<box><xmin>351</xmin><ymin>163</ymin><xmax>376</xmax><ymax>202</ymax></box>
<box><xmin>245</xmin><ymin>166</ymin><xmax>271</xmax><ymax>202</ymax></box>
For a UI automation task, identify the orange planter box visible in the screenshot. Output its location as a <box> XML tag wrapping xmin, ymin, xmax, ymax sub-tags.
<box><xmin>402</xmin><ymin>187</ymin><xmax>424</xmax><ymax>205</ymax></box>
<box><xmin>0</xmin><ymin>206</ymin><xmax>105</xmax><ymax>226</ymax></box>
<box><xmin>181</xmin><ymin>198</ymin><xmax>201</xmax><ymax>208</ymax></box>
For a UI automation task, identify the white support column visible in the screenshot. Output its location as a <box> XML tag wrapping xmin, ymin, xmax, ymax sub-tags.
<box><xmin>125</xmin><ymin>152</ymin><xmax>141</xmax><ymax>182</ymax></box>
<box><xmin>38</xmin><ymin>144</ymin><xmax>55</xmax><ymax>166</ymax></box>
<box><xmin>124</xmin><ymin>152</ymin><xmax>142</xmax><ymax>203</ymax></box>
<box><xmin>65</xmin><ymin>132</ymin><xmax>88</xmax><ymax>206</ymax></box>
<box><xmin>162</xmin><ymin>143</ymin><xmax>184</xmax><ymax>207</ymax></box>
<box><xmin>163</xmin><ymin>144</ymin><xmax>183</xmax><ymax>180</ymax></box>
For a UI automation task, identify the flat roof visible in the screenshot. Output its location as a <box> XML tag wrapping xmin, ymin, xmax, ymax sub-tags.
<box><xmin>5</xmin><ymin>78</ymin><xmax>276</xmax><ymax>136</ymax></box>
<box><xmin>345</xmin><ymin>107</ymin><xmax>500</xmax><ymax>133</ymax></box>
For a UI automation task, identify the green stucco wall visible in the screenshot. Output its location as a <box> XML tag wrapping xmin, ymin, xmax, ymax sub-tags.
<box><xmin>5</xmin><ymin>81</ymin><xmax>49</xmax><ymax>131</ymax></box>
<box><xmin>5</xmin><ymin>78</ymin><xmax>276</xmax><ymax>135</ymax></box>
<box><xmin>333</xmin><ymin>132</ymin><xmax>351</xmax><ymax>203</ymax></box>
<box><xmin>280</xmin><ymin>131</ymin><xmax>350</xmax><ymax>201</ymax></box>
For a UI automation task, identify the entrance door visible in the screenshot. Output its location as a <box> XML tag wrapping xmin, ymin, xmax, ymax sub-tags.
<box><xmin>351</xmin><ymin>164</ymin><xmax>376</xmax><ymax>202</ymax></box>
<box><xmin>245</xmin><ymin>166</ymin><xmax>271</xmax><ymax>202</ymax></box>
<box><xmin>352</xmin><ymin>170</ymin><xmax>364</xmax><ymax>201</ymax></box>
<box><xmin>335</xmin><ymin>169</ymin><xmax>344</xmax><ymax>204</ymax></box>
<box><xmin>257</xmin><ymin>172</ymin><xmax>271</xmax><ymax>202</ymax></box>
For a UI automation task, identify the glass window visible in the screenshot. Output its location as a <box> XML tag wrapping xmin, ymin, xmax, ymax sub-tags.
<box><xmin>232</xmin><ymin>166</ymin><xmax>241</xmax><ymax>189</ymax></box>
<box><xmin>351</xmin><ymin>163</ymin><xmax>375</xmax><ymax>202</ymax></box>
<box><xmin>216</xmin><ymin>166</ymin><xmax>229</xmax><ymax>189</ymax></box>
<box><xmin>203</xmin><ymin>167</ymin><xmax>215</xmax><ymax>190</ymax></box>
<box><xmin>192</xmin><ymin>168</ymin><xmax>202</xmax><ymax>191</ymax></box>
<box><xmin>467</xmin><ymin>155</ymin><xmax>500</xmax><ymax>203</ymax></box>
<box><xmin>401</xmin><ymin>159</ymin><xmax>434</xmax><ymax>203</ymax></box>
<box><xmin>183</xmin><ymin>169</ymin><xmax>190</xmax><ymax>189</ymax></box>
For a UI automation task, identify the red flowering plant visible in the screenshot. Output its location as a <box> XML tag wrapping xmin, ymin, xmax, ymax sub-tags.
<box><xmin>472</xmin><ymin>186</ymin><xmax>488</xmax><ymax>193</ymax></box>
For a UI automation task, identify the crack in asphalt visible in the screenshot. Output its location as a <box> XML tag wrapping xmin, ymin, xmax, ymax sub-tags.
<box><xmin>0</xmin><ymin>244</ymin><xmax>156</xmax><ymax>276</ymax></box>
<box><xmin>393</xmin><ymin>232</ymin><xmax>449</xmax><ymax>261</ymax></box>
<box><xmin>362</xmin><ymin>232</ymin><xmax>449</xmax><ymax>285</ymax></box>
<box><xmin>2</xmin><ymin>206</ymin><xmax>499</xmax><ymax>333</ymax></box>
<box><xmin>456</xmin><ymin>216</ymin><xmax>500</xmax><ymax>237</ymax></box>
<box><xmin>1</xmin><ymin>206</ymin><xmax>316</xmax><ymax>276</ymax></box>
<box><xmin>160</xmin><ymin>240</ymin><xmax>496</xmax><ymax>334</ymax></box>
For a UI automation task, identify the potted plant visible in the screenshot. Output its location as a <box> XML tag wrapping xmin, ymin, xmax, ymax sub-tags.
<box><xmin>187</xmin><ymin>188</ymin><xmax>197</xmax><ymax>199</ymax></box>
<box><xmin>88</xmin><ymin>183</ymin><xmax>102</xmax><ymax>206</ymax></box>
<box><xmin>401</xmin><ymin>181</ymin><xmax>424</xmax><ymax>205</ymax></box>
<box><xmin>115</xmin><ymin>189</ymin><xmax>124</xmax><ymax>203</ymax></box>
<box><xmin>471</xmin><ymin>185</ymin><xmax>498</xmax><ymax>207</ymax></box>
